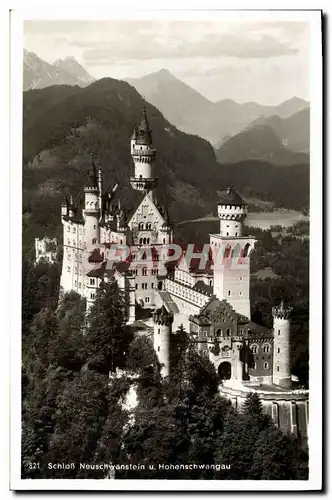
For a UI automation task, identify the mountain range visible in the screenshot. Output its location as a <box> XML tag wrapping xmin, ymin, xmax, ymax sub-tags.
<box><xmin>126</xmin><ymin>69</ymin><xmax>309</xmax><ymax>146</ymax></box>
<box><xmin>23</xmin><ymin>50</ymin><xmax>95</xmax><ymax>91</ymax></box>
<box><xmin>22</xmin><ymin>78</ymin><xmax>309</xmax><ymax>255</ymax></box>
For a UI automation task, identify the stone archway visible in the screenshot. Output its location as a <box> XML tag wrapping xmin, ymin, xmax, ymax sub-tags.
<box><xmin>218</xmin><ymin>361</ymin><xmax>232</xmax><ymax>380</ymax></box>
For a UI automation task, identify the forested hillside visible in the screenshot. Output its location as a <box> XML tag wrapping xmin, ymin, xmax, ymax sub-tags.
<box><xmin>22</xmin><ymin>265</ymin><xmax>308</xmax><ymax>479</ymax></box>
<box><xmin>23</xmin><ymin>79</ymin><xmax>309</xmax><ymax>256</ymax></box>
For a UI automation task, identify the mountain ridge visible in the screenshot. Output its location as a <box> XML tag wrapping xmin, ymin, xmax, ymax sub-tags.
<box><xmin>23</xmin><ymin>49</ymin><xmax>95</xmax><ymax>90</ymax></box>
<box><xmin>127</xmin><ymin>69</ymin><xmax>309</xmax><ymax>145</ymax></box>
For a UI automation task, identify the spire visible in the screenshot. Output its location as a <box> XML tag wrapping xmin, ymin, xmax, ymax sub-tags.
<box><xmin>86</xmin><ymin>152</ymin><xmax>98</xmax><ymax>188</ymax></box>
<box><xmin>219</xmin><ymin>186</ymin><xmax>245</xmax><ymax>206</ymax></box>
<box><xmin>136</xmin><ymin>106</ymin><xmax>152</xmax><ymax>145</ymax></box>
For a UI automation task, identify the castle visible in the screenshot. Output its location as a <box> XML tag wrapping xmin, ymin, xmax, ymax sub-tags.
<box><xmin>58</xmin><ymin>108</ymin><xmax>308</xmax><ymax>440</ymax></box>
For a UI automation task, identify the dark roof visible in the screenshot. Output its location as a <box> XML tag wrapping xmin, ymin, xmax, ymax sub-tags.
<box><xmin>193</xmin><ymin>281</ymin><xmax>213</xmax><ymax>295</ymax></box>
<box><xmin>247</xmin><ymin>321</ymin><xmax>272</xmax><ymax>336</ymax></box>
<box><xmin>88</xmin><ymin>248</ymin><xmax>104</xmax><ymax>263</ymax></box>
<box><xmin>113</xmin><ymin>261</ymin><xmax>131</xmax><ymax>274</ymax></box>
<box><xmin>136</xmin><ymin>107</ymin><xmax>152</xmax><ymax>145</ymax></box>
<box><xmin>85</xmin><ymin>153</ymin><xmax>98</xmax><ymax>188</ymax></box>
<box><xmin>105</xmin><ymin>185</ymin><xmax>146</xmax><ymax>221</ymax></box>
<box><xmin>218</xmin><ymin>186</ymin><xmax>245</xmax><ymax>206</ymax></box>
<box><xmin>62</xmin><ymin>215</ymin><xmax>84</xmax><ymax>225</ymax></box>
<box><xmin>86</xmin><ymin>262</ymin><xmax>114</xmax><ymax>278</ymax></box>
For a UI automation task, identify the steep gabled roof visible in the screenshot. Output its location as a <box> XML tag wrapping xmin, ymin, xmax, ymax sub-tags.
<box><xmin>218</xmin><ymin>186</ymin><xmax>245</xmax><ymax>206</ymax></box>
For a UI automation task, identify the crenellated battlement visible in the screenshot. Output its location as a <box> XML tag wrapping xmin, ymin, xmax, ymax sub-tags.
<box><xmin>153</xmin><ymin>305</ymin><xmax>174</xmax><ymax>326</ymax></box>
<box><xmin>272</xmin><ymin>301</ymin><xmax>293</xmax><ymax>320</ymax></box>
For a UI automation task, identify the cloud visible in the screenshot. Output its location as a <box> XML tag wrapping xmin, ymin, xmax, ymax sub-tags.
<box><xmin>81</xmin><ymin>31</ymin><xmax>298</xmax><ymax>66</ymax></box>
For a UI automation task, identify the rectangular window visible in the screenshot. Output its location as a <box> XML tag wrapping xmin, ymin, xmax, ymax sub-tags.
<box><xmin>145</xmin><ymin>296</ymin><xmax>150</xmax><ymax>303</ymax></box>
<box><xmin>73</xmin><ymin>227</ymin><xmax>76</xmax><ymax>233</ymax></box>
<box><xmin>67</xmin><ymin>226</ymin><xmax>70</xmax><ymax>232</ymax></box>
<box><xmin>74</xmin><ymin>281</ymin><xmax>77</xmax><ymax>287</ymax></box>
<box><xmin>264</xmin><ymin>362</ymin><xmax>268</xmax><ymax>369</ymax></box>
<box><xmin>151</xmin><ymin>283</ymin><xmax>154</xmax><ymax>289</ymax></box>
<box><xmin>277</xmin><ymin>366</ymin><xmax>280</xmax><ymax>371</ymax></box>
<box><xmin>142</xmin><ymin>268</ymin><xmax>147</xmax><ymax>276</ymax></box>
<box><xmin>228</xmin><ymin>290</ymin><xmax>231</xmax><ymax>296</ymax></box>
<box><xmin>90</xmin><ymin>292</ymin><xmax>95</xmax><ymax>299</ymax></box>
<box><xmin>277</xmin><ymin>348</ymin><xmax>280</xmax><ymax>353</ymax></box>
<box><xmin>278</xmin><ymin>330</ymin><xmax>281</xmax><ymax>335</ymax></box>
<box><xmin>157</xmin><ymin>346</ymin><xmax>160</xmax><ymax>352</ymax></box>
<box><xmin>67</xmin><ymin>266</ymin><xmax>71</xmax><ymax>272</ymax></box>
<box><xmin>158</xmin><ymin>328</ymin><xmax>160</xmax><ymax>334</ymax></box>
<box><xmin>78</xmin><ymin>283</ymin><xmax>81</xmax><ymax>289</ymax></box>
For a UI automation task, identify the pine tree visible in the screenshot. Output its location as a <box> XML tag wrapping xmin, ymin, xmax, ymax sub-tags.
<box><xmin>84</xmin><ymin>279</ymin><xmax>133</xmax><ymax>374</ymax></box>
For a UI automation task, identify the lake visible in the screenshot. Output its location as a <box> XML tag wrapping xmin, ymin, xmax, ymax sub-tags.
<box><xmin>180</xmin><ymin>210</ymin><xmax>309</xmax><ymax>231</ymax></box>
<box><xmin>246</xmin><ymin>210</ymin><xmax>309</xmax><ymax>230</ymax></box>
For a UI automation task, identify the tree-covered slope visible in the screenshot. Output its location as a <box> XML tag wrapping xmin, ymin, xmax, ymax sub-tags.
<box><xmin>23</xmin><ymin>78</ymin><xmax>310</xmax><ymax>252</ymax></box>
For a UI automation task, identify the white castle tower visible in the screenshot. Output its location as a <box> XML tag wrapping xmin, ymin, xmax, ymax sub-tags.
<box><xmin>272</xmin><ymin>301</ymin><xmax>292</xmax><ymax>388</ymax></box>
<box><xmin>153</xmin><ymin>305</ymin><xmax>173</xmax><ymax>378</ymax></box>
<box><xmin>83</xmin><ymin>154</ymin><xmax>101</xmax><ymax>249</ymax></box>
<box><xmin>210</xmin><ymin>187</ymin><xmax>256</xmax><ymax>319</ymax></box>
<box><xmin>130</xmin><ymin>107</ymin><xmax>157</xmax><ymax>192</ymax></box>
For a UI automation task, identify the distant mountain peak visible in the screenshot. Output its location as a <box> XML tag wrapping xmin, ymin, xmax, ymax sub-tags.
<box><xmin>23</xmin><ymin>49</ymin><xmax>95</xmax><ymax>90</ymax></box>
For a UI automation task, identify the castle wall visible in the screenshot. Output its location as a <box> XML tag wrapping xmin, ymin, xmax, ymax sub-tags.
<box><xmin>165</xmin><ymin>277</ymin><xmax>211</xmax><ymax>313</ymax></box>
<box><xmin>273</xmin><ymin>316</ymin><xmax>291</xmax><ymax>387</ymax></box>
<box><xmin>60</xmin><ymin>219</ymin><xmax>85</xmax><ymax>294</ymax></box>
<box><xmin>220</xmin><ymin>385</ymin><xmax>309</xmax><ymax>444</ymax></box>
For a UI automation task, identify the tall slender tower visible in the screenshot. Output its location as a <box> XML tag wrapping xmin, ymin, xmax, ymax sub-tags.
<box><xmin>153</xmin><ymin>305</ymin><xmax>173</xmax><ymax>378</ymax></box>
<box><xmin>272</xmin><ymin>301</ymin><xmax>292</xmax><ymax>388</ymax></box>
<box><xmin>210</xmin><ymin>187</ymin><xmax>256</xmax><ymax>319</ymax></box>
<box><xmin>83</xmin><ymin>155</ymin><xmax>100</xmax><ymax>249</ymax></box>
<box><xmin>130</xmin><ymin>107</ymin><xmax>157</xmax><ymax>192</ymax></box>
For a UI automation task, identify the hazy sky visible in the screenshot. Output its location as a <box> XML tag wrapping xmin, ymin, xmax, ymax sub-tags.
<box><xmin>24</xmin><ymin>20</ymin><xmax>309</xmax><ymax>105</ymax></box>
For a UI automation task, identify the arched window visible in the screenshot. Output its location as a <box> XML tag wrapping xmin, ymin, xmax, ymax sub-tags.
<box><xmin>139</xmin><ymin>238</ymin><xmax>143</xmax><ymax>245</ymax></box>
<box><xmin>163</xmin><ymin>238</ymin><xmax>166</xmax><ymax>244</ymax></box>
<box><xmin>92</xmin><ymin>238</ymin><xmax>97</xmax><ymax>244</ymax></box>
<box><xmin>243</xmin><ymin>243</ymin><xmax>251</xmax><ymax>257</ymax></box>
<box><xmin>264</xmin><ymin>362</ymin><xmax>269</xmax><ymax>370</ymax></box>
<box><xmin>226</xmin><ymin>328</ymin><xmax>231</xmax><ymax>336</ymax></box>
<box><xmin>232</xmin><ymin>243</ymin><xmax>241</xmax><ymax>259</ymax></box>
<box><xmin>224</xmin><ymin>245</ymin><xmax>231</xmax><ymax>258</ymax></box>
<box><xmin>147</xmin><ymin>238</ymin><xmax>150</xmax><ymax>244</ymax></box>
<box><xmin>263</xmin><ymin>344</ymin><xmax>270</xmax><ymax>353</ymax></box>
<box><xmin>143</xmin><ymin>238</ymin><xmax>147</xmax><ymax>244</ymax></box>
<box><xmin>252</xmin><ymin>362</ymin><xmax>257</xmax><ymax>370</ymax></box>
<box><xmin>142</xmin><ymin>267</ymin><xmax>147</xmax><ymax>276</ymax></box>
<box><xmin>251</xmin><ymin>344</ymin><xmax>258</xmax><ymax>354</ymax></box>
<box><xmin>138</xmin><ymin>223</ymin><xmax>144</xmax><ymax>230</ymax></box>
<box><xmin>216</xmin><ymin>328</ymin><xmax>222</xmax><ymax>338</ymax></box>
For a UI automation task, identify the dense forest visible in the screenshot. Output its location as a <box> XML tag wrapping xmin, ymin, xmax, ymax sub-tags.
<box><xmin>22</xmin><ymin>80</ymin><xmax>309</xmax><ymax>253</ymax></box>
<box><xmin>22</xmin><ymin>265</ymin><xmax>308</xmax><ymax>480</ymax></box>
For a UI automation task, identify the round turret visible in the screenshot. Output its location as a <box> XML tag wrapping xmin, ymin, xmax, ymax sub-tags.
<box><xmin>217</xmin><ymin>186</ymin><xmax>247</xmax><ymax>237</ymax></box>
<box><xmin>130</xmin><ymin>108</ymin><xmax>157</xmax><ymax>191</ymax></box>
<box><xmin>272</xmin><ymin>301</ymin><xmax>292</xmax><ymax>388</ymax></box>
<box><xmin>153</xmin><ymin>305</ymin><xmax>173</xmax><ymax>378</ymax></box>
<box><xmin>61</xmin><ymin>197</ymin><xmax>68</xmax><ymax>217</ymax></box>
